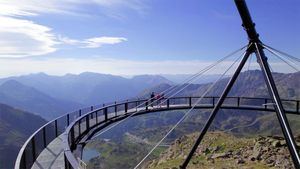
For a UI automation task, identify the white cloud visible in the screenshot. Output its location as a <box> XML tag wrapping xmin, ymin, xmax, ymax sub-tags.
<box><xmin>57</xmin><ymin>35</ymin><xmax>80</xmax><ymax>45</ymax></box>
<box><xmin>0</xmin><ymin>0</ymin><xmax>133</xmax><ymax>58</ymax></box>
<box><xmin>82</xmin><ymin>37</ymin><xmax>127</xmax><ymax>48</ymax></box>
<box><xmin>57</xmin><ymin>35</ymin><xmax>127</xmax><ymax>48</ymax></box>
<box><xmin>0</xmin><ymin>0</ymin><xmax>147</xmax><ymax>17</ymax></box>
<box><xmin>0</xmin><ymin>16</ymin><xmax>57</xmax><ymax>58</ymax></box>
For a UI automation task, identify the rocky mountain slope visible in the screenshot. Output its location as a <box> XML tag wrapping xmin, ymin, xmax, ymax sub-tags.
<box><xmin>0</xmin><ymin>103</ymin><xmax>46</xmax><ymax>169</ymax></box>
<box><xmin>140</xmin><ymin>70</ymin><xmax>300</xmax><ymax>100</ymax></box>
<box><xmin>0</xmin><ymin>72</ymin><xmax>173</xmax><ymax>105</ymax></box>
<box><xmin>145</xmin><ymin>132</ymin><xmax>299</xmax><ymax>169</ymax></box>
<box><xmin>0</xmin><ymin>80</ymin><xmax>83</xmax><ymax>120</ymax></box>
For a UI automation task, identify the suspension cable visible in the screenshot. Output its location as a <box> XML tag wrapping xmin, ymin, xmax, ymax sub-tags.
<box><xmin>124</xmin><ymin>45</ymin><xmax>247</xmax><ymax>113</ymax></box>
<box><xmin>133</xmin><ymin>51</ymin><xmax>245</xmax><ymax>169</ymax></box>
<box><xmin>263</xmin><ymin>45</ymin><xmax>300</xmax><ymax>72</ymax></box>
<box><xmin>262</xmin><ymin>43</ymin><xmax>300</xmax><ymax>63</ymax></box>
<box><xmin>89</xmin><ymin>59</ymin><xmax>222</xmax><ymax>140</ymax></box>
<box><xmin>247</xmin><ymin>53</ymin><xmax>253</xmax><ymax>72</ymax></box>
<box><xmin>137</xmin><ymin>45</ymin><xmax>248</xmax><ymax>107</ymax></box>
<box><xmin>88</xmin><ymin>46</ymin><xmax>247</xmax><ymax>141</ymax></box>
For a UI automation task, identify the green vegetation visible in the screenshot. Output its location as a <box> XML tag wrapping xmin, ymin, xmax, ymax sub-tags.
<box><xmin>146</xmin><ymin>132</ymin><xmax>295</xmax><ymax>169</ymax></box>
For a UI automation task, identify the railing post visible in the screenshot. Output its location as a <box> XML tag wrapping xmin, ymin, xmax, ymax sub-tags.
<box><xmin>145</xmin><ymin>101</ymin><xmax>148</xmax><ymax>111</ymax></box>
<box><xmin>55</xmin><ymin>120</ymin><xmax>58</xmax><ymax>137</ymax></box>
<box><xmin>212</xmin><ymin>97</ymin><xmax>215</xmax><ymax>107</ymax></box>
<box><xmin>104</xmin><ymin>107</ymin><xmax>108</xmax><ymax>121</ymax></box>
<box><xmin>237</xmin><ymin>97</ymin><xmax>240</xmax><ymax>107</ymax></box>
<box><xmin>297</xmin><ymin>101</ymin><xmax>299</xmax><ymax>114</ymax></box>
<box><xmin>79</xmin><ymin>109</ymin><xmax>82</xmax><ymax>116</ymax></box>
<box><xmin>264</xmin><ymin>98</ymin><xmax>268</xmax><ymax>109</ymax></box>
<box><xmin>64</xmin><ymin>154</ymin><xmax>68</xmax><ymax>169</ymax></box>
<box><xmin>114</xmin><ymin>102</ymin><xmax>117</xmax><ymax>117</ymax></box>
<box><xmin>22</xmin><ymin>152</ymin><xmax>27</xmax><ymax>169</ymax></box>
<box><xmin>96</xmin><ymin>111</ymin><xmax>98</xmax><ymax>124</ymax></box>
<box><xmin>31</xmin><ymin>137</ymin><xmax>36</xmax><ymax>161</ymax></box>
<box><xmin>125</xmin><ymin>102</ymin><xmax>128</xmax><ymax>113</ymax></box>
<box><xmin>189</xmin><ymin>97</ymin><xmax>192</xmax><ymax>107</ymax></box>
<box><xmin>167</xmin><ymin>99</ymin><xmax>170</xmax><ymax>108</ymax></box>
<box><xmin>70</xmin><ymin>127</ymin><xmax>75</xmax><ymax>150</ymax></box>
<box><xmin>78</xmin><ymin>120</ymin><xmax>81</xmax><ymax>135</ymax></box>
<box><xmin>67</xmin><ymin>114</ymin><xmax>70</xmax><ymax>126</ymax></box>
<box><xmin>86</xmin><ymin>115</ymin><xmax>90</xmax><ymax>130</ymax></box>
<box><xmin>91</xmin><ymin>106</ymin><xmax>94</xmax><ymax>119</ymax></box>
<box><xmin>43</xmin><ymin>127</ymin><xmax>47</xmax><ymax>148</ymax></box>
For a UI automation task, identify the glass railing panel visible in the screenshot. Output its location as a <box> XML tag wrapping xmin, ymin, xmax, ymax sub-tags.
<box><xmin>107</xmin><ymin>106</ymin><xmax>116</xmax><ymax>118</ymax></box>
<box><xmin>128</xmin><ymin>102</ymin><xmax>137</xmax><ymax>111</ymax></box>
<box><xmin>240</xmin><ymin>97</ymin><xmax>266</xmax><ymax>107</ymax></box>
<box><xmin>80</xmin><ymin>118</ymin><xmax>87</xmax><ymax>134</ymax></box>
<box><xmin>73</xmin><ymin>122</ymin><xmax>80</xmax><ymax>141</ymax></box>
<box><xmin>223</xmin><ymin>97</ymin><xmax>237</xmax><ymax>106</ymax></box>
<box><xmin>117</xmin><ymin>104</ymin><xmax>125</xmax><ymax>115</ymax></box>
<box><xmin>282</xmin><ymin>100</ymin><xmax>296</xmax><ymax>112</ymax></box>
<box><xmin>57</xmin><ymin>115</ymin><xmax>67</xmax><ymax>135</ymax></box>
<box><xmin>97</xmin><ymin>109</ymin><xmax>105</xmax><ymax>123</ymax></box>
<box><xmin>89</xmin><ymin>112</ymin><xmax>97</xmax><ymax>127</ymax></box>
<box><xmin>45</xmin><ymin>121</ymin><xmax>56</xmax><ymax>146</ymax></box>
<box><xmin>33</xmin><ymin>130</ymin><xmax>44</xmax><ymax>159</ymax></box>
<box><xmin>24</xmin><ymin>140</ymin><xmax>34</xmax><ymax>169</ymax></box>
<box><xmin>197</xmin><ymin>97</ymin><xmax>213</xmax><ymax>105</ymax></box>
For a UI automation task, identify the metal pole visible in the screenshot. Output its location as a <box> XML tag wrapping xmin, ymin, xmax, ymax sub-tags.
<box><xmin>234</xmin><ymin>0</ymin><xmax>259</xmax><ymax>43</ymax></box>
<box><xmin>180</xmin><ymin>46</ymin><xmax>253</xmax><ymax>168</ymax></box>
<box><xmin>234</xmin><ymin>0</ymin><xmax>299</xmax><ymax>167</ymax></box>
<box><xmin>254</xmin><ymin>43</ymin><xmax>300</xmax><ymax>167</ymax></box>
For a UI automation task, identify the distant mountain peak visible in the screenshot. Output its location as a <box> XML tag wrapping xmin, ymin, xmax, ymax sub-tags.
<box><xmin>1</xmin><ymin>79</ymin><xmax>26</xmax><ymax>89</ymax></box>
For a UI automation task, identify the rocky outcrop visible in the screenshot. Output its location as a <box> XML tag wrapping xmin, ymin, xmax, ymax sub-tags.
<box><xmin>145</xmin><ymin>132</ymin><xmax>298</xmax><ymax>169</ymax></box>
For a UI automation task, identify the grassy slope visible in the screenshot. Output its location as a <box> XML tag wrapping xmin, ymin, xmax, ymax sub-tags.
<box><xmin>146</xmin><ymin>132</ymin><xmax>294</xmax><ymax>169</ymax></box>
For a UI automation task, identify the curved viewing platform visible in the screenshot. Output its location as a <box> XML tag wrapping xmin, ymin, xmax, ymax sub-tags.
<box><xmin>14</xmin><ymin>96</ymin><xmax>300</xmax><ymax>169</ymax></box>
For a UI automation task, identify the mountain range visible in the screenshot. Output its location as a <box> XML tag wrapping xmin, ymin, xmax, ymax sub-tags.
<box><xmin>141</xmin><ymin>70</ymin><xmax>300</xmax><ymax>100</ymax></box>
<box><xmin>0</xmin><ymin>80</ymin><xmax>83</xmax><ymax>120</ymax></box>
<box><xmin>160</xmin><ymin>74</ymin><xmax>230</xmax><ymax>84</ymax></box>
<box><xmin>0</xmin><ymin>70</ymin><xmax>299</xmax><ymax>169</ymax></box>
<box><xmin>0</xmin><ymin>103</ymin><xmax>46</xmax><ymax>169</ymax></box>
<box><xmin>0</xmin><ymin>72</ymin><xmax>173</xmax><ymax>104</ymax></box>
<box><xmin>0</xmin><ymin>72</ymin><xmax>173</xmax><ymax>120</ymax></box>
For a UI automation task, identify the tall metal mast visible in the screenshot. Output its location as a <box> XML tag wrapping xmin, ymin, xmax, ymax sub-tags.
<box><xmin>180</xmin><ymin>0</ymin><xmax>300</xmax><ymax>168</ymax></box>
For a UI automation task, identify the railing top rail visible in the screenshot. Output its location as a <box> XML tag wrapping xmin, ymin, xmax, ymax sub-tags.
<box><xmin>14</xmin><ymin>97</ymin><xmax>137</xmax><ymax>169</ymax></box>
<box><xmin>15</xmin><ymin>96</ymin><xmax>300</xmax><ymax>169</ymax></box>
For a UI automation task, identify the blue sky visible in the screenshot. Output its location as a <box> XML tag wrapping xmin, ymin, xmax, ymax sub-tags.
<box><xmin>0</xmin><ymin>0</ymin><xmax>299</xmax><ymax>77</ymax></box>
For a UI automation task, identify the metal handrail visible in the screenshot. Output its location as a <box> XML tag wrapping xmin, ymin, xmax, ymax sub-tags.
<box><xmin>14</xmin><ymin>98</ymin><xmax>135</xmax><ymax>169</ymax></box>
<box><xmin>62</xmin><ymin>96</ymin><xmax>300</xmax><ymax>169</ymax></box>
<box><xmin>14</xmin><ymin>96</ymin><xmax>299</xmax><ymax>169</ymax></box>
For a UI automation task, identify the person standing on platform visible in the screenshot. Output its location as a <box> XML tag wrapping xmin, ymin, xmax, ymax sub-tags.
<box><xmin>150</xmin><ymin>92</ymin><xmax>155</xmax><ymax>107</ymax></box>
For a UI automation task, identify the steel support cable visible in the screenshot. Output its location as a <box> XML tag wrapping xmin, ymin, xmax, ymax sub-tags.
<box><xmin>135</xmin><ymin>45</ymin><xmax>248</xmax><ymax>109</ymax></box>
<box><xmin>133</xmin><ymin>51</ymin><xmax>245</xmax><ymax>169</ymax></box>
<box><xmin>89</xmin><ymin>59</ymin><xmax>222</xmax><ymax>141</ymax></box>
<box><xmin>120</xmin><ymin>45</ymin><xmax>246</xmax><ymax>114</ymax></box>
<box><xmin>267</xmin><ymin>49</ymin><xmax>299</xmax><ymax>72</ymax></box>
<box><xmin>262</xmin><ymin>43</ymin><xmax>300</xmax><ymax>63</ymax></box>
<box><xmin>247</xmin><ymin>53</ymin><xmax>253</xmax><ymax>72</ymax></box>
<box><xmin>180</xmin><ymin>46</ymin><xmax>253</xmax><ymax>168</ymax></box>
<box><xmin>254</xmin><ymin>43</ymin><xmax>300</xmax><ymax>167</ymax></box>
<box><xmin>148</xmin><ymin>46</ymin><xmax>245</xmax><ymax>105</ymax></box>
<box><xmin>88</xmin><ymin>46</ymin><xmax>247</xmax><ymax>141</ymax></box>
<box><xmin>263</xmin><ymin>45</ymin><xmax>300</xmax><ymax>72</ymax></box>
